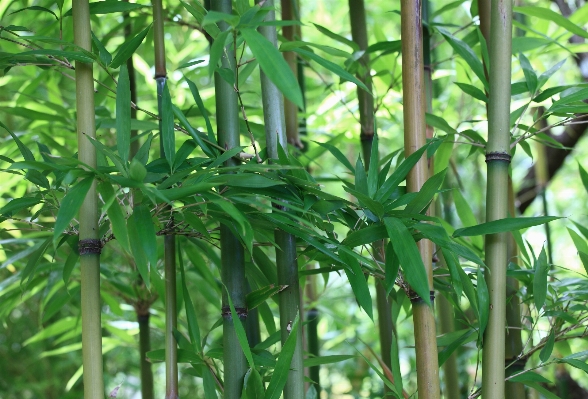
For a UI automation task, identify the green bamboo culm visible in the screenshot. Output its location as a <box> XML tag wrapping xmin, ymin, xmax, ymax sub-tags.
<box><xmin>151</xmin><ymin>0</ymin><xmax>178</xmax><ymax>397</ymax></box>
<box><xmin>72</xmin><ymin>0</ymin><xmax>104</xmax><ymax>397</ymax></box>
<box><xmin>257</xmin><ymin>3</ymin><xmax>305</xmax><ymax>396</ymax></box>
<box><xmin>211</xmin><ymin>0</ymin><xmax>248</xmax><ymax>396</ymax></box>
<box><xmin>138</xmin><ymin>313</ymin><xmax>154</xmax><ymax>399</ymax></box>
<box><xmin>347</xmin><ymin>0</ymin><xmax>398</xmax><ymax>394</ymax></box>
<box><xmin>400</xmin><ymin>1</ymin><xmax>441</xmax><ymax>398</ymax></box>
<box><xmin>481</xmin><ymin>0</ymin><xmax>513</xmax><ymax>397</ymax></box>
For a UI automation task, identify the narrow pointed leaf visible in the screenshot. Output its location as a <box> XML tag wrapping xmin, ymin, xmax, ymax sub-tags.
<box><xmin>339</xmin><ymin>249</ymin><xmax>373</xmax><ymax>319</ymax></box>
<box><xmin>110</xmin><ymin>24</ymin><xmax>152</xmax><ymax>69</ymax></box>
<box><xmin>384</xmin><ymin>217</ymin><xmax>430</xmax><ymax>305</ymax></box>
<box><xmin>534</xmin><ymin>246</ymin><xmax>549</xmax><ymax>310</ymax></box>
<box><xmin>453</xmin><ymin>216</ymin><xmax>559</xmax><ymax>237</ymax></box>
<box><xmin>186</xmin><ymin>78</ymin><xmax>216</xmax><ymax>143</ymax></box>
<box><xmin>133</xmin><ymin>204</ymin><xmax>157</xmax><ymax>267</ymax></box>
<box><xmin>127</xmin><ymin>213</ymin><xmax>149</xmax><ymax>288</ymax></box>
<box><xmin>515</xmin><ymin>6</ymin><xmax>588</xmax><ymax>39</ymax></box>
<box><xmin>53</xmin><ymin>177</ymin><xmax>94</xmax><ymax>241</ymax></box>
<box><xmin>376</xmin><ymin>143</ymin><xmax>429</xmax><ymax>201</ymax></box>
<box><xmin>162</xmin><ymin>82</ymin><xmax>175</xmax><ymax>168</ymax></box>
<box><xmin>539</xmin><ymin>329</ymin><xmax>555</xmax><ymax>363</ymax></box>
<box><xmin>97</xmin><ymin>181</ymin><xmax>130</xmax><ymax>253</ymax></box>
<box><xmin>225</xmin><ymin>286</ymin><xmax>254</xmax><ymax>368</ymax></box>
<box><xmin>477</xmin><ymin>266</ymin><xmax>489</xmax><ymax>342</ymax></box>
<box><xmin>179</xmin><ymin>246</ymin><xmax>202</xmax><ymax>353</ymax></box>
<box><xmin>116</xmin><ymin>64</ymin><xmax>131</xmax><ymax>162</ymax></box>
<box><xmin>265</xmin><ymin>314</ymin><xmax>300</xmax><ymax>399</ymax></box>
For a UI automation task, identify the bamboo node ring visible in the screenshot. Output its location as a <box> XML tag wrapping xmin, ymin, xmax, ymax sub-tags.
<box><xmin>408</xmin><ymin>290</ymin><xmax>435</xmax><ymax>304</ymax></box>
<box><xmin>485</xmin><ymin>152</ymin><xmax>511</xmax><ymax>163</ymax></box>
<box><xmin>221</xmin><ymin>306</ymin><xmax>248</xmax><ymax>319</ymax></box>
<box><xmin>78</xmin><ymin>239</ymin><xmax>102</xmax><ymax>255</ymax></box>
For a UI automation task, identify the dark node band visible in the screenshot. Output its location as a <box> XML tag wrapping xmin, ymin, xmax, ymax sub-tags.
<box><xmin>485</xmin><ymin>152</ymin><xmax>512</xmax><ymax>164</ymax></box>
<box><xmin>137</xmin><ymin>314</ymin><xmax>150</xmax><ymax>323</ymax></box>
<box><xmin>505</xmin><ymin>357</ymin><xmax>527</xmax><ymax>372</ymax></box>
<box><xmin>221</xmin><ymin>306</ymin><xmax>248</xmax><ymax>319</ymax></box>
<box><xmin>409</xmin><ymin>290</ymin><xmax>436</xmax><ymax>304</ymax></box>
<box><xmin>78</xmin><ymin>239</ymin><xmax>102</xmax><ymax>255</ymax></box>
<box><xmin>360</xmin><ymin>132</ymin><xmax>375</xmax><ymax>142</ymax></box>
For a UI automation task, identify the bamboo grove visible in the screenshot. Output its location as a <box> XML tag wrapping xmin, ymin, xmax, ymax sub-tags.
<box><xmin>2</xmin><ymin>0</ymin><xmax>588</xmax><ymax>398</ymax></box>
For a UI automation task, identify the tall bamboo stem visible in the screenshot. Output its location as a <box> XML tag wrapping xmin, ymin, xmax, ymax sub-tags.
<box><xmin>258</xmin><ymin>3</ymin><xmax>304</xmax><ymax>396</ymax></box>
<box><xmin>400</xmin><ymin>1</ymin><xmax>440</xmax><ymax>398</ymax></box>
<box><xmin>280</xmin><ymin>0</ymin><xmax>301</xmax><ymax>148</ymax></box>
<box><xmin>138</xmin><ymin>313</ymin><xmax>154</xmax><ymax>399</ymax></box>
<box><xmin>212</xmin><ymin>0</ymin><xmax>247</xmax><ymax>396</ymax></box>
<box><xmin>481</xmin><ymin>0</ymin><xmax>512</xmax><ymax>397</ymax></box>
<box><xmin>73</xmin><ymin>0</ymin><xmax>104</xmax><ymax>397</ymax></box>
<box><xmin>151</xmin><ymin>0</ymin><xmax>178</xmax><ymax>396</ymax></box>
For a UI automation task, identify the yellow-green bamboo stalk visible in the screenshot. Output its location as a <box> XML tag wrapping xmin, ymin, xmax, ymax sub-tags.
<box><xmin>72</xmin><ymin>0</ymin><xmax>104</xmax><ymax>397</ymax></box>
<box><xmin>280</xmin><ymin>0</ymin><xmax>301</xmax><ymax>148</ymax></box>
<box><xmin>212</xmin><ymin>0</ymin><xmax>247</xmax><ymax>396</ymax></box>
<box><xmin>400</xmin><ymin>1</ymin><xmax>440</xmax><ymax>398</ymax></box>
<box><xmin>481</xmin><ymin>0</ymin><xmax>513</xmax><ymax>397</ymax></box>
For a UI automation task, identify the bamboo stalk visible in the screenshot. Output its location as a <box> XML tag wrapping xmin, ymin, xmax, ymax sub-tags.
<box><xmin>347</xmin><ymin>1</ymin><xmax>397</xmax><ymax>394</ymax></box>
<box><xmin>257</xmin><ymin>3</ymin><xmax>304</xmax><ymax>396</ymax></box>
<box><xmin>400</xmin><ymin>1</ymin><xmax>440</xmax><ymax>398</ymax></box>
<box><xmin>138</xmin><ymin>313</ymin><xmax>155</xmax><ymax>399</ymax></box>
<box><xmin>72</xmin><ymin>0</ymin><xmax>104</xmax><ymax>397</ymax></box>
<box><xmin>151</xmin><ymin>0</ymin><xmax>178</xmax><ymax>397</ymax></box>
<box><xmin>212</xmin><ymin>0</ymin><xmax>247</xmax><ymax>396</ymax></box>
<box><xmin>481</xmin><ymin>0</ymin><xmax>513</xmax><ymax>397</ymax></box>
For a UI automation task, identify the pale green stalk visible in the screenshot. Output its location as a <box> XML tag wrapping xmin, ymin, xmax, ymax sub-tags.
<box><xmin>481</xmin><ymin>0</ymin><xmax>513</xmax><ymax>397</ymax></box>
<box><xmin>73</xmin><ymin>0</ymin><xmax>104</xmax><ymax>397</ymax></box>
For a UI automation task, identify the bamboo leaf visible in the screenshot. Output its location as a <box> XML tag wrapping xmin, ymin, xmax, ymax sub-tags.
<box><xmin>0</xmin><ymin>197</ymin><xmax>42</xmax><ymax>217</ymax></box>
<box><xmin>246</xmin><ymin>285</ymin><xmax>285</xmax><ymax>310</ymax></box>
<box><xmin>265</xmin><ymin>314</ymin><xmax>300</xmax><ymax>399</ymax></box>
<box><xmin>291</xmin><ymin>48</ymin><xmax>370</xmax><ymax>93</ymax></box>
<box><xmin>515</xmin><ymin>6</ymin><xmax>588</xmax><ymax>39</ymax></box>
<box><xmin>452</xmin><ymin>189</ymin><xmax>483</xmax><ymax>249</ymax></box>
<box><xmin>339</xmin><ymin>249</ymin><xmax>373</xmax><ymax>319</ymax></box>
<box><xmin>127</xmin><ymin>213</ymin><xmax>149</xmax><ymax>288</ymax></box>
<box><xmin>453</xmin><ymin>216</ymin><xmax>560</xmax><ymax>237</ymax></box>
<box><xmin>455</xmin><ymin>82</ymin><xmax>488</xmax><ymax>103</ymax></box>
<box><xmin>303</xmin><ymin>355</ymin><xmax>354</xmax><ymax>367</ymax></box>
<box><xmin>243</xmin><ymin>368</ymin><xmax>264</xmax><ymax>399</ymax></box>
<box><xmin>225</xmin><ymin>286</ymin><xmax>255</xmax><ymax>368</ymax></box>
<box><xmin>21</xmin><ymin>237</ymin><xmax>51</xmax><ymax>287</ymax></box>
<box><xmin>91</xmin><ymin>31</ymin><xmax>112</xmax><ymax>66</ymax></box>
<box><xmin>209</xmin><ymin>29</ymin><xmax>231</xmax><ymax>76</ymax></box>
<box><xmin>437</xmin><ymin>27</ymin><xmax>488</xmax><ymax>90</ymax></box>
<box><xmin>19</xmin><ymin>49</ymin><xmax>95</xmax><ymax>63</ymax></box>
<box><xmin>161</xmin><ymin>82</ymin><xmax>175</xmax><ymax>169</ymax></box>
<box><xmin>438</xmin><ymin>329</ymin><xmax>475</xmax><ymax>367</ymax></box>
<box><xmin>367</xmin><ymin>135</ymin><xmax>379</xmax><ymax>197</ymax></box>
<box><xmin>97</xmin><ymin>181</ymin><xmax>130</xmax><ymax>253</ymax></box>
<box><xmin>179</xmin><ymin>245</ymin><xmax>202</xmax><ymax>353</ymax></box>
<box><xmin>579</xmin><ymin>163</ymin><xmax>588</xmax><ymax>193</ymax></box>
<box><xmin>404</xmin><ymin>169</ymin><xmax>446</xmax><ymax>214</ymax></box>
<box><xmin>64</xmin><ymin>1</ymin><xmax>148</xmax><ymax>16</ymax></box>
<box><xmin>376</xmin><ymin>143</ymin><xmax>429</xmax><ymax>201</ymax></box>
<box><xmin>539</xmin><ymin>329</ymin><xmax>555</xmax><ymax>363</ymax></box>
<box><xmin>354</xmin><ymin>156</ymin><xmax>368</xmax><ymax>195</ymax></box>
<box><xmin>477</xmin><ymin>266</ymin><xmax>489</xmax><ymax>343</ymax></box>
<box><xmin>185</xmin><ymin>78</ymin><xmax>216</xmax><ymax>143</ymax></box>
<box><xmin>203</xmin><ymin>366</ymin><xmax>219</xmax><ymax>399</ymax></box>
<box><xmin>385</xmin><ymin>242</ymin><xmax>400</xmax><ymax>295</ymax></box>
<box><xmin>313</xmin><ymin>141</ymin><xmax>355</xmax><ymax>173</ymax></box>
<box><xmin>558</xmin><ymin>358</ymin><xmax>588</xmax><ymax>374</ymax></box>
<box><xmin>519</xmin><ymin>52</ymin><xmax>538</xmax><ymax>95</ymax></box>
<box><xmin>425</xmin><ymin>113</ymin><xmax>458</xmax><ymax>135</ymax></box>
<box><xmin>53</xmin><ymin>177</ymin><xmax>94</xmax><ymax>242</ymax></box>
<box><xmin>568</xmin><ymin>228</ymin><xmax>588</xmax><ymax>275</ymax></box>
<box><xmin>533</xmin><ymin>246</ymin><xmax>549</xmax><ymax>310</ymax></box>
<box><xmin>384</xmin><ymin>217</ymin><xmax>430</xmax><ymax>305</ymax></box>
<box><xmin>110</xmin><ymin>24</ymin><xmax>152</xmax><ymax>69</ymax></box>
<box><xmin>133</xmin><ymin>204</ymin><xmax>157</xmax><ymax>268</ymax></box>
<box><xmin>313</xmin><ymin>23</ymin><xmax>359</xmax><ymax>51</ymax></box>
<box><xmin>241</xmin><ymin>28</ymin><xmax>304</xmax><ymax>110</ymax></box>
<box><xmin>116</xmin><ymin>64</ymin><xmax>131</xmax><ymax>163</ymax></box>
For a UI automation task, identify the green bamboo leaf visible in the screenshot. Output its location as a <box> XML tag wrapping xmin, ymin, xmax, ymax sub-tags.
<box><xmin>312</xmin><ymin>23</ymin><xmax>359</xmax><ymax>51</ymax></box>
<box><xmin>438</xmin><ymin>329</ymin><xmax>475</xmax><ymax>367</ymax></box>
<box><xmin>354</xmin><ymin>156</ymin><xmax>368</xmax><ymax>195</ymax></box>
<box><xmin>110</xmin><ymin>24</ymin><xmax>152</xmax><ymax>69</ymax></box>
<box><xmin>23</xmin><ymin>317</ymin><xmax>77</xmax><ymax>346</ymax></box>
<box><xmin>367</xmin><ymin>135</ymin><xmax>379</xmax><ymax>197</ymax></box>
<box><xmin>116</xmin><ymin>64</ymin><xmax>131</xmax><ymax>163</ymax></box>
<box><xmin>0</xmin><ymin>197</ymin><xmax>42</xmax><ymax>217</ymax></box>
<box><xmin>211</xmin><ymin>174</ymin><xmax>285</xmax><ymax>188</ymax></box>
<box><xmin>246</xmin><ymin>285</ymin><xmax>285</xmax><ymax>310</ymax></box>
<box><xmin>579</xmin><ymin>163</ymin><xmax>588</xmax><ymax>193</ymax></box>
<box><xmin>53</xmin><ymin>177</ymin><xmax>94</xmax><ymax>242</ymax></box>
<box><xmin>202</xmin><ymin>10</ymin><xmax>240</xmax><ymax>27</ymax></box>
<box><xmin>91</xmin><ymin>31</ymin><xmax>112</xmax><ymax>66</ymax></box>
<box><xmin>303</xmin><ymin>355</ymin><xmax>354</xmax><ymax>367</ymax></box>
<box><xmin>558</xmin><ymin>358</ymin><xmax>588</xmax><ymax>374</ymax></box>
<box><xmin>209</xmin><ymin>30</ymin><xmax>231</xmax><ymax>76</ymax></box>
<box><xmin>534</xmin><ymin>246</ymin><xmax>549</xmax><ymax>310</ymax></box>
<box><xmin>133</xmin><ymin>204</ymin><xmax>157</xmax><ymax>267</ymax></box>
<box><xmin>453</xmin><ymin>216</ymin><xmax>560</xmax><ymax>237</ymax></box>
<box><xmin>385</xmin><ymin>242</ymin><xmax>400</xmax><ymax>295</ymax></box>
<box><xmin>343</xmin><ymin>224</ymin><xmax>387</xmax><ymax>248</ymax></box>
<box><xmin>179</xmin><ymin>245</ymin><xmax>202</xmax><ymax>353</ymax></box>
<box><xmin>19</xmin><ymin>49</ymin><xmax>95</xmax><ymax>63</ymax></box>
<box><xmin>351</xmin><ymin>344</ymin><xmax>400</xmax><ymax>397</ymax></box>
<box><xmin>437</xmin><ymin>27</ymin><xmax>488</xmax><ymax>90</ymax></box>
<box><xmin>161</xmin><ymin>82</ymin><xmax>175</xmax><ymax>169</ymax></box>
<box><xmin>440</xmin><ymin>248</ymin><xmax>463</xmax><ymax>299</ymax></box>
<box><xmin>454</xmin><ymin>82</ymin><xmax>487</xmax><ymax>103</ymax></box>
<box><xmin>384</xmin><ymin>217</ymin><xmax>430</xmax><ymax>306</ymax></box>
<box><xmin>159</xmin><ymin>183</ymin><xmax>215</xmax><ymax>202</ymax></box>
<box><xmin>183</xmin><ymin>212</ymin><xmax>211</xmax><ymax>239</ymax></box>
<box><xmin>515</xmin><ymin>6</ymin><xmax>588</xmax><ymax>39</ymax></box>
<box><xmin>185</xmin><ymin>78</ymin><xmax>216</xmax><ymax>143</ymax></box>
<box><xmin>425</xmin><ymin>113</ymin><xmax>458</xmax><ymax>135</ymax></box>
<box><xmin>539</xmin><ymin>329</ymin><xmax>555</xmax><ymax>363</ymax></box>
<box><xmin>21</xmin><ymin>237</ymin><xmax>51</xmax><ymax>288</ymax></box>
<box><xmin>97</xmin><ymin>181</ymin><xmax>130</xmax><ymax>253</ymax></box>
<box><xmin>339</xmin><ymin>249</ymin><xmax>373</xmax><ymax>319</ymax></box>
<box><xmin>62</xmin><ymin>248</ymin><xmax>79</xmax><ymax>286</ymax></box>
<box><xmin>10</xmin><ymin>5</ymin><xmax>58</xmax><ymax>19</ymax></box>
<box><xmin>477</xmin><ymin>266</ymin><xmax>489</xmax><ymax>344</ymax></box>
<box><xmin>519</xmin><ymin>52</ymin><xmax>538</xmax><ymax>95</ymax></box>
<box><xmin>537</xmin><ymin>59</ymin><xmax>567</xmax><ymax>90</ymax></box>
<box><xmin>313</xmin><ymin>140</ymin><xmax>355</xmax><ymax>173</ymax></box>
<box><xmin>569</xmin><ymin>228</ymin><xmax>588</xmax><ymax>275</ymax></box>
<box><xmin>127</xmin><ymin>213</ymin><xmax>149</xmax><ymax>288</ymax></box>
<box><xmin>85</xmin><ymin>135</ymin><xmax>127</xmax><ymax>175</ymax></box>
<box><xmin>243</xmin><ymin>368</ymin><xmax>264</xmax><ymax>399</ymax></box>
<box><xmin>203</xmin><ymin>366</ymin><xmax>219</xmax><ymax>399</ymax></box>
<box><xmin>452</xmin><ymin>189</ymin><xmax>483</xmax><ymax>249</ymax></box>
<box><xmin>291</xmin><ymin>48</ymin><xmax>370</xmax><ymax>93</ymax></box>
<box><xmin>224</xmin><ymin>286</ymin><xmax>255</xmax><ymax>368</ymax></box>
<box><xmin>265</xmin><ymin>314</ymin><xmax>300</xmax><ymax>399</ymax></box>
<box><xmin>376</xmin><ymin>143</ymin><xmax>429</xmax><ymax>202</ymax></box>
<box><xmin>404</xmin><ymin>169</ymin><xmax>446</xmax><ymax>214</ymax></box>
<box><xmin>241</xmin><ymin>28</ymin><xmax>304</xmax><ymax>110</ymax></box>
<box><xmin>215</xmin><ymin>199</ymin><xmax>253</xmax><ymax>254</ymax></box>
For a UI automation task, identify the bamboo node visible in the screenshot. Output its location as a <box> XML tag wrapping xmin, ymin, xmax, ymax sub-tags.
<box><xmin>485</xmin><ymin>152</ymin><xmax>511</xmax><ymax>163</ymax></box>
<box><xmin>408</xmin><ymin>290</ymin><xmax>435</xmax><ymax>304</ymax></box>
<box><xmin>78</xmin><ymin>239</ymin><xmax>102</xmax><ymax>255</ymax></box>
<box><xmin>505</xmin><ymin>357</ymin><xmax>527</xmax><ymax>372</ymax></box>
<box><xmin>221</xmin><ymin>306</ymin><xmax>248</xmax><ymax>319</ymax></box>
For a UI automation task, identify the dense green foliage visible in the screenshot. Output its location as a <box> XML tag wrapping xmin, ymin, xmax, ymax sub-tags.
<box><xmin>1</xmin><ymin>0</ymin><xmax>588</xmax><ymax>398</ymax></box>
